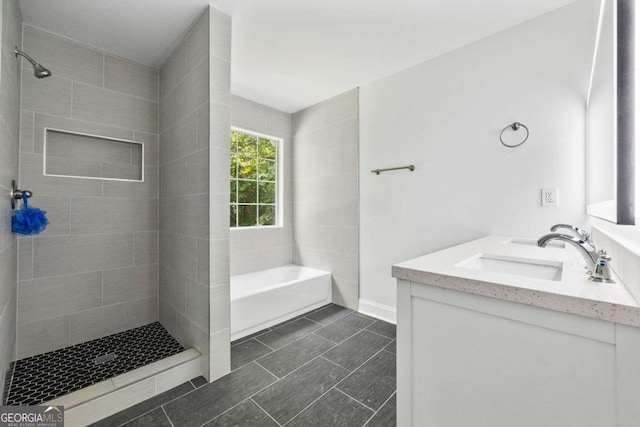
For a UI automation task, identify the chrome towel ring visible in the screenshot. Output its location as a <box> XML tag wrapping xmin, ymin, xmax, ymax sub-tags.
<box><xmin>500</xmin><ymin>122</ymin><xmax>529</xmax><ymax>148</ymax></box>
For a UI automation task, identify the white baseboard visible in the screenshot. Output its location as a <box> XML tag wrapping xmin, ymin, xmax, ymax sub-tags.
<box><xmin>358</xmin><ymin>299</ymin><xmax>396</xmax><ymax>324</ymax></box>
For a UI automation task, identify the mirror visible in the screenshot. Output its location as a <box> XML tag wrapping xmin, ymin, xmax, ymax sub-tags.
<box><xmin>586</xmin><ymin>0</ymin><xmax>635</xmax><ymax>225</ymax></box>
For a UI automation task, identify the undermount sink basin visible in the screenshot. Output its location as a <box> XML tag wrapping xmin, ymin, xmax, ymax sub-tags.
<box><xmin>455</xmin><ymin>254</ymin><xmax>563</xmax><ymax>281</ymax></box>
<box><xmin>506</xmin><ymin>238</ymin><xmax>565</xmax><ymax>249</ymax></box>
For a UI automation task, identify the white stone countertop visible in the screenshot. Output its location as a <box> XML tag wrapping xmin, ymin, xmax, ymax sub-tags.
<box><xmin>392</xmin><ymin>235</ymin><xmax>640</xmax><ymax>327</ymax></box>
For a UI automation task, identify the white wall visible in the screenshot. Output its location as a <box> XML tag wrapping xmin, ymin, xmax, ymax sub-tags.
<box><xmin>359</xmin><ymin>0</ymin><xmax>594</xmax><ymax>322</ymax></box>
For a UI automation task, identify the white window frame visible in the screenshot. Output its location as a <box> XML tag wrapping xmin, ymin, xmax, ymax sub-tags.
<box><xmin>230</xmin><ymin>127</ymin><xmax>283</xmax><ymax>229</ymax></box>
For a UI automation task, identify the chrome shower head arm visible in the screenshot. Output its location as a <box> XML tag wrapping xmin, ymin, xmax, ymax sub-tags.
<box><xmin>14</xmin><ymin>47</ymin><xmax>38</xmax><ymax>66</ymax></box>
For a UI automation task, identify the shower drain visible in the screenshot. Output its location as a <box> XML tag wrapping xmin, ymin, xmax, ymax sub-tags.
<box><xmin>94</xmin><ymin>353</ymin><xmax>116</xmax><ymax>365</ymax></box>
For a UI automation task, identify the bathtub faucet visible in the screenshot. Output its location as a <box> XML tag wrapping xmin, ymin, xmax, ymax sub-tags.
<box><xmin>537</xmin><ymin>233</ymin><xmax>614</xmax><ymax>283</ymax></box>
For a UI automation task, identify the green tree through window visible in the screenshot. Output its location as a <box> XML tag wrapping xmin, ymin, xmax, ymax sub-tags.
<box><xmin>230</xmin><ymin>130</ymin><xmax>278</xmax><ymax>227</ymax></box>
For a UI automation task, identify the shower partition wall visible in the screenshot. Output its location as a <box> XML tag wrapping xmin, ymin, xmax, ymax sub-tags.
<box><xmin>207</xmin><ymin>7</ymin><xmax>233</xmax><ymax>381</ymax></box>
<box><xmin>157</xmin><ymin>7</ymin><xmax>232</xmax><ymax>382</ymax></box>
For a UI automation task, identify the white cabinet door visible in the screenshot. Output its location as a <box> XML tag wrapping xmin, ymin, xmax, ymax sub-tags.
<box><xmin>399</xmin><ymin>282</ymin><xmax>618</xmax><ymax>427</ymax></box>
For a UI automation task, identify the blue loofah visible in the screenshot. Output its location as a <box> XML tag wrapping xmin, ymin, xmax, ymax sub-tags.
<box><xmin>12</xmin><ymin>192</ymin><xmax>48</xmax><ymax>235</ymax></box>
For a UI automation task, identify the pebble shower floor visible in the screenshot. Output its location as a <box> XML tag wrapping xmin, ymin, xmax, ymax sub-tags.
<box><xmin>3</xmin><ymin>322</ymin><xmax>184</xmax><ymax>406</ymax></box>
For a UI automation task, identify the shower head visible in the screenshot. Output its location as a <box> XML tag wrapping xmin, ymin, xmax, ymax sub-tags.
<box><xmin>14</xmin><ymin>47</ymin><xmax>52</xmax><ymax>78</ymax></box>
<box><xmin>32</xmin><ymin>63</ymin><xmax>52</xmax><ymax>79</ymax></box>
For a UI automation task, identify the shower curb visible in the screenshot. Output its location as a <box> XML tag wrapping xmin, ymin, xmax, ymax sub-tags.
<box><xmin>43</xmin><ymin>348</ymin><xmax>201</xmax><ymax>427</ymax></box>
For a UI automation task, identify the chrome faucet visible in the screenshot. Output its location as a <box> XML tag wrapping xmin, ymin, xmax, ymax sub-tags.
<box><xmin>538</xmin><ymin>233</ymin><xmax>597</xmax><ymax>265</ymax></box>
<box><xmin>550</xmin><ymin>224</ymin><xmax>597</xmax><ymax>251</ymax></box>
<box><xmin>537</xmin><ymin>233</ymin><xmax>614</xmax><ymax>283</ymax></box>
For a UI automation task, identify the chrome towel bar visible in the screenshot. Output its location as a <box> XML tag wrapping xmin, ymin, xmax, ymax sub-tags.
<box><xmin>371</xmin><ymin>165</ymin><xmax>415</xmax><ymax>175</ymax></box>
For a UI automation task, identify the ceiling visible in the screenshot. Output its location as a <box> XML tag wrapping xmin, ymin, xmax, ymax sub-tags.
<box><xmin>19</xmin><ymin>0</ymin><xmax>576</xmax><ymax>113</ymax></box>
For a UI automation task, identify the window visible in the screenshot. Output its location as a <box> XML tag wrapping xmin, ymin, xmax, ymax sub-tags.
<box><xmin>230</xmin><ymin>129</ymin><xmax>280</xmax><ymax>227</ymax></box>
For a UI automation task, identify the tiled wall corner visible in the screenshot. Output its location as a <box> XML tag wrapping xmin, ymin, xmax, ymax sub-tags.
<box><xmin>0</xmin><ymin>0</ymin><xmax>22</xmax><ymax>400</ymax></box>
<box><xmin>230</xmin><ymin>95</ymin><xmax>294</xmax><ymax>276</ymax></box>
<box><xmin>292</xmin><ymin>89</ymin><xmax>360</xmax><ymax>309</ymax></box>
<box><xmin>208</xmin><ymin>6</ymin><xmax>232</xmax><ymax>382</ymax></box>
<box><xmin>17</xmin><ymin>25</ymin><xmax>159</xmax><ymax>359</ymax></box>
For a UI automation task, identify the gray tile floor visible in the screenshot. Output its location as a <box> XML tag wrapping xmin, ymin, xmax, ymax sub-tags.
<box><xmin>91</xmin><ymin>304</ymin><xmax>397</xmax><ymax>426</ymax></box>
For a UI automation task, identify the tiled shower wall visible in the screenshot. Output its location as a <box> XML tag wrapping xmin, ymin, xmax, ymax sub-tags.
<box><xmin>17</xmin><ymin>26</ymin><xmax>159</xmax><ymax>358</ymax></box>
<box><xmin>158</xmin><ymin>8</ymin><xmax>231</xmax><ymax>381</ymax></box>
<box><xmin>292</xmin><ymin>89</ymin><xmax>360</xmax><ymax>309</ymax></box>
<box><xmin>230</xmin><ymin>96</ymin><xmax>293</xmax><ymax>275</ymax></box>
<box><xmin>0</xmin><ymin>0</ymin><xmax>22</xmax><ymax>400</ymax></box>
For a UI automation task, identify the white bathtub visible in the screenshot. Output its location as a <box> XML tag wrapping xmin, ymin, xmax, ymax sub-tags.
<box><xmin>230</xmin><ymin>265</ymin><xmax>332</xmax><ymax>341</ymax></box>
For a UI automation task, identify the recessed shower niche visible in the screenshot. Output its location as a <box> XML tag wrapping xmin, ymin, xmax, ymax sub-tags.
<box><xmin>44</xmin><ymin>128</ymin><xmax>144</xmax><ymax>181</ymax></box>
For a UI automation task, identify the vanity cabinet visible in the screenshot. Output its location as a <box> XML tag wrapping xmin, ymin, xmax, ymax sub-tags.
<box><xmin>396</xmin><ymin>279</ymin><xmax>640</xmax><ymax>427</ymax></box>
